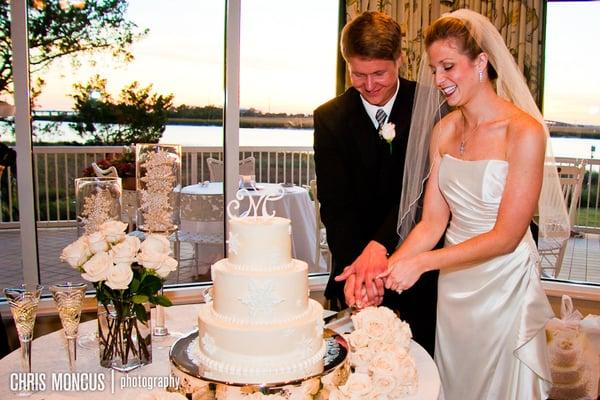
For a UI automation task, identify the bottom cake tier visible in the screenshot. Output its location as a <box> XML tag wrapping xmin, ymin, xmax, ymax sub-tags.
<box><xmin>197</xmin><ymin>299</ymin><xmax>326</xmax><ymax>383</ymax></box>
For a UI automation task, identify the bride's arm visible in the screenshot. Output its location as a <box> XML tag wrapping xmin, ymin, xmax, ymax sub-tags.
<box><xmin>383</xmin><ymin>113</ymin><xmax>545</xmax><ymax>292</ymax></box>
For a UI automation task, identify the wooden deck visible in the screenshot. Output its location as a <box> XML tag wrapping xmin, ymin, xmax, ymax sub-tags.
<box><xmin>553</xmin><ymin>233</ymin><xmax>600</xmax><ymax>283</ymax></box>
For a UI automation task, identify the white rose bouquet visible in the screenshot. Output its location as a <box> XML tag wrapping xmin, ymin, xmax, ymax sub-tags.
<box><xmin>60</xmin><ymin>220</ymin><xmax>177</xmax><ymax>368</ymax></box>
<box><xmin>323</xmin><ymin>306</ymin><xmax>418</xmax><ymax>399</ymax></box>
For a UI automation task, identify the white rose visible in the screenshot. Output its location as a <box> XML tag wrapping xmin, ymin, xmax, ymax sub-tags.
<box><xmin>288</xmin><ymin>377</ymin><xmax>321</xmax><ymax>400</ymax></box>
<box><xmin>371</xmin><ymin>371</ymin><xmax>397</xmax><ymax>396</ymax></box>
<box><xmin>396</xmin><ymin>355</ymin><xmax>418</xmax><ymax>384</ymax></box>
<box><xmin>60</xmin><ymin>237</ymin><xmax>92</xmax><ymax>268</ymax></box>
<box><xmin>369</xmin><ymin>352</ymin><xmax>400</xmax><ymax>376</ymax></box>
<box><xmin>137</xmin><ymin>250</ymin><xmax>177</xmax><ymax>278</ymax></box>
<box><xmin>87</xmin><ymin>231</ymin><xmax>109</xmax><ymax>254</ymax></box>
<box><xmin>105</xmin><ymin>262</ymin><xmax>134</xmax><ymax>290</ymax></box>
<box><xmin>339</xmin><ymin>372</ymin><xmax>373</xmax><ymax>398</ymax></box>
<box><xmin>141</xmin><ymin>234</ymin><xmax>171</xmax><ymax>254</ymax></box>
<box><xmin>327</xmin><ymin>387</ymin><xmax>351</xmax><ymax>400</ymax></box>
<box><xmin>352</xmin><ymin>307</ymin><xmax>397</xmax><ymax>342</ymax></box>
<box><xmin>349</xmin><ymin>346</ymin><xmax>373</xmax><ymax>373</ymax></box>
<box><xmin>81</xmin><ymin>252</ymin><xmax>112</xmax><ymax>282</ymax></box>
<box><xmin>100</xmin><ymin>220</ymin><xmax>128</xmax><ymax>243</ymax></box>
<box><xmin>380</xmin><ymin>122</ymin><xmax>396</xmax><ymax>143</ymax></box>
<box><xmin>110</xmin><ymin>236</ymin><xmax>141</xmax><ymax>264</ymax></box>
<box><xmin>392</xmin><ymin>319</ymin><xmax>413</xmax><ymax>350</ymax></box>
<box><xmin>348</xmin><ymin>329</ymin><xmax>371</xmax><ymax>349</ymax></box>
<box><xmin>391</xmin><ymin>381</ymin><xmax>418</xmax><ymax>397</ymax></box>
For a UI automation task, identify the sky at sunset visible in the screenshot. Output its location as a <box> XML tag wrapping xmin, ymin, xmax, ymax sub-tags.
<box><xmin>34</xmin><ymin>0</ymin><xmax>339</xmax><ymax>115</ymax></box>
<box><xmin>30</xmin><ymin>1</ymin><xmax>600</xmax><ymax>125</ymax></box>
<box><xmin>542</xmin><ymin>2</ymin><xmax>600</xmax><ymax>125</ymax></box>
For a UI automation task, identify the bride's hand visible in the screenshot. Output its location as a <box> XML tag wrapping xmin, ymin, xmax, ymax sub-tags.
<box><xmin>377</xmin><ymin>255</ymin><xmax>425</xmax><ymax>292</ymax></box>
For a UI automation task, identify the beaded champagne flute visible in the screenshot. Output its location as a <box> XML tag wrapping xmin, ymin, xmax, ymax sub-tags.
<box><xmin>4</xmin><ymin>284</ymin><xmax>43</xmax><ymax>377</ymax></box>
<box><xmin>50</xmin><ymin>282</ymin><xmax>87</xmax><ymax>372</ymax></box>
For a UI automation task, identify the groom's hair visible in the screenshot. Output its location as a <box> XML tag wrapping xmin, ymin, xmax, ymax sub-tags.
<box><xmin>340</xmin><ymin>11</ymin><xmax>403</xmax><ymax>62</ymax></box>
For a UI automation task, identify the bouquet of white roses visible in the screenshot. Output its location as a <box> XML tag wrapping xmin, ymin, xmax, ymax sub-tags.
<box><xmin>323</xmin><ymin>306</ymin><xmax>418</xmax><ymax>399</ymax></box>
<box><xmin>60</xmin><ymin>220</ymin><xmax>178</xmax><ymax>369</ymax></box>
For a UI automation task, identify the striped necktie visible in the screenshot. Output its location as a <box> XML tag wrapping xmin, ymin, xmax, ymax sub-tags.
<box><xmin>375</xmin><ymin>109</ymin><xmax>387</xmax><ymax>131</ymax></box>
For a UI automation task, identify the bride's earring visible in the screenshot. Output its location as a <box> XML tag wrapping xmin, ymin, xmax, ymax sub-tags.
<box><xmin>478</xmin><ymin>69</ymin><xmax>484</xmax><ymax>83</ymax></box>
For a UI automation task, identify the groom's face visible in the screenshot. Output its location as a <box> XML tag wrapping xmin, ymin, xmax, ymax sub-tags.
<box><xmin>347</xmin><ymin>56</ymin><xmax>400</xmax><ymax>106</ymax></box>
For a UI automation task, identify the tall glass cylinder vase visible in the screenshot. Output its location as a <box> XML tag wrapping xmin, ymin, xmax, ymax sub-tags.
<box><xmin>136</xmin><ymin>144</ymin><xmax>181</xmax><ymax>234</ymax></box>
<box><xmin>75</xmin><ymin>177</ymin><xmax>122</xmax><ymax>236</ymax></box>
<box><xmin>97</xmin><ymin>301</ymin><xmax>152</xmax><ymax>372</ymax></box>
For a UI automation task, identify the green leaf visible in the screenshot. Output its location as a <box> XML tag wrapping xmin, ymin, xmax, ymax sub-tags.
<box><xmin>139</xmin><ymin>274</ymin><xmax>163</xmax><ymax>294</ymax></box>
<box><xmin>134</xmin><ymin>303</ymin><xmax>148</xmax><ymax>323</ymax></box>
<box><xmin>129</xmin><ymin>277</ymin><xmax>140</xmax><ymax>292</ymax></box>
<box><xmin>132</xmin><ymin>294</ymin><xmax>149</xmax><ymax>304</ymax></box>
<box><xmin>152</xmin><ymin>295</ymin><xmax>172</xmax><ymax>307</ymax></box>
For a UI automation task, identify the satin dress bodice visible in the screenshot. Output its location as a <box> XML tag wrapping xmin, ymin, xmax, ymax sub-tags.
<box><xmin>434</xmin><ymin>155</ymin><xmax>553</xmax><ymax>400</ymax></box>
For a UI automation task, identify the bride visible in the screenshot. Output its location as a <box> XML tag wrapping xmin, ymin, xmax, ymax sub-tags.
<box><xmin>379</xmin><ymin>9</ymin><xmax>570</xmax><ymax>399</ymax></box>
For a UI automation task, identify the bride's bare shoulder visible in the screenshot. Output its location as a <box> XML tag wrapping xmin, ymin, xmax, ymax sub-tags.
<box><xmin>507</xmin><ymin>107</ymin><xmax>545</xmax><ymax>141</ymax></box>
<box><xmin>433</xmin><ymin>110</ymin><xmax>460</xmax><ymax>136</ymax></box>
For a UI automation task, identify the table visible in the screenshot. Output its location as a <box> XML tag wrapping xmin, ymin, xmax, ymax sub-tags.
<box><xmin>0</xmin><ymin>304</ymin><xmax>441</xmax><ymax>399</ymax></box>
<box><xmin>180</xmin><ymin>182</ymin><xmax>326</xmax><ymax>271</ymax></box>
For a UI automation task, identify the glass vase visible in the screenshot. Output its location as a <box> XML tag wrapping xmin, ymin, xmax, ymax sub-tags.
<box><xmin>97</xmin><ymin>302</ymin><xmax>151</xmax><ymax>372</ymax></box>
<box><xmin>75</xmin><ymin>177</ymin><xmax>122</xmax><ymax>236</ymax></box>
<box><xmin>135</xmin><ymin>144</ymin><xmax>182</xmax><ymax>234</ymax></box>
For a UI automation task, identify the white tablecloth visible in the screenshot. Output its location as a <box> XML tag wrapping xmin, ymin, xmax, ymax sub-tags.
<box><xmin>0</xmin><ymin>304</ymin><xmax>440</xmax><ymax>399</ymax></box>
<box><xmin>180</xmin><ymin>182</ymin><xmax>326</xmax><ymax>271</ymax></box>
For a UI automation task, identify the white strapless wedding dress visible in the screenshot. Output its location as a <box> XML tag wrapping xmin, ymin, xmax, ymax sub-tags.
<box><xmin>435</xmin><ymin>154</ymin><xmax>553</xmax><ymax>400</ymax></box>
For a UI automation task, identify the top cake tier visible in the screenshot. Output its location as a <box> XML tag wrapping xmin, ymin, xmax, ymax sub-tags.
<box><xmin>228</xmin><ymin>216</ymin><xmax>292</xmax><ymax>268</ymax></box>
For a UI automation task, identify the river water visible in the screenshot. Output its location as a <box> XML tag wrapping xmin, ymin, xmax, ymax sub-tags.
<box><xmin>31</xmin><ymin>122</ymin><xmax>600</xmax><ymax>159</ymax></box>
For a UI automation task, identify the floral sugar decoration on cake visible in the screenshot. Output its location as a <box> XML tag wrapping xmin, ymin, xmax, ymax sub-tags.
<box><xmin>321</xmin><ymin>306</ymin><xmax>418</xmax><ymax>399</ymax></box>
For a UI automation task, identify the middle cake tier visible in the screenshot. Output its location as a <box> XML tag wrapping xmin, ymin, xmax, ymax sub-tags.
<box><xmin>211</xmin><ymin>258</ymin><xmax>309</xmax><ymax>324</ymax></box>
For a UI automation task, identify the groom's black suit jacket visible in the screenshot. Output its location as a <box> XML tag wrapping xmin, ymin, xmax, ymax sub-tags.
<box><xmin>313</xmin><ymin>77</ymin><xmax>438</xmax><ymax>355</ymax></box>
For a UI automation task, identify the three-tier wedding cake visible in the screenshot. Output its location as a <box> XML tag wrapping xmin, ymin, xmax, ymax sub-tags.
<box><xmin>196</xmin><ymin>213</ymin><xmax>326</xmax><ymax>384</ymax></box>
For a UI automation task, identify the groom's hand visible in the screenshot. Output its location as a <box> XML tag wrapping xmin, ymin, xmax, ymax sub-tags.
<box><xmin>342</xmin><ymin>241</ymin><xmax>387</xmax><ymax>306</ymax></box>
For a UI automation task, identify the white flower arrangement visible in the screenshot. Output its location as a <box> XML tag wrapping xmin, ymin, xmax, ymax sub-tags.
<box><xmin>379</xmin><ymin>122</ymin><xmax>396</xmax><ymax>154</ymax></box>
<box><xmin>60</xmin><ymin>220</ymin><xmax>177</xmax><ymax>294</ymax></box>
<box><xmin>323</xmin><ymin>306</ymin><xmax>418</xmax><ymax>399</ymax></box>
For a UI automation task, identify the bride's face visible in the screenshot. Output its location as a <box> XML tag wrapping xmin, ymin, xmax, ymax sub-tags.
<box><xmin>427</xmin><ymin>38</ymin><xmax>480</xmax><ymax>107</ymax></box>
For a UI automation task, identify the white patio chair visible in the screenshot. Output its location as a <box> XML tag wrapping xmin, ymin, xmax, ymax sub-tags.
<box><xmin>206</xmin><ymin>156</ymin><xmax>255</xmax><ymax>182</ymax></box>
<box><xmin>538</xmin><ymin>162</ymin><xmax>586</xmax><ymax>278</ymax></box>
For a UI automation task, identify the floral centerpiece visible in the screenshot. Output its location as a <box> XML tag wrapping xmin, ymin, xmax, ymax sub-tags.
<box><xmin>60</xmin><ymin>220</ymin><xmax>178</xmax><ymax>371</ymax></box>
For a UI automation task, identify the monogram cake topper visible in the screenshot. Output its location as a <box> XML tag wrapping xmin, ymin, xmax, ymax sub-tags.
<box><xmin>226</xmin><ymin>187</ymin><xmax>285</xmax><ymax>219</ymax></box>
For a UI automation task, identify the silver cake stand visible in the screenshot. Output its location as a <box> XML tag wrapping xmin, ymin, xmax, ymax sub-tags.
<box><xmin>169</xmin><ymin>328</ymin><xmax>348</xmax><ymax>394</ymax></box>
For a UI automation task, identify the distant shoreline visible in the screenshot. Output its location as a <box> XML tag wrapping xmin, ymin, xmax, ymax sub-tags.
<box><xmin>32</xmin><ymin>116</ymin><xmax>315</xmax><ymax>130</ymax></box>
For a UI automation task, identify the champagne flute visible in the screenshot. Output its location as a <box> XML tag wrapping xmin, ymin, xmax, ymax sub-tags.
<box><xmin>50</xmin><ymin>282</ymin><xmax>87</xmax><ymax>372</ymax></box>
<box><xmin>3</xmin><ymin>284</ymin><xmax>43</xmax><ymax>377</ymax></box>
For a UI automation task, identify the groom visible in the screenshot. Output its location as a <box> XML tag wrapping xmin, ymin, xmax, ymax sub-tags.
<box><xmin>313</xmin><ymin>11</ymin><xmax>438</xmax><ymax>355</ymax></box>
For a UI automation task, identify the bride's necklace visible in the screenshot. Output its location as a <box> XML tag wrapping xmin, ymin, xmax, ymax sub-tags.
<box><xmin>459</xmin><ymin>117</ymin><xmax>481</xmax><ymax>156</ymax></box>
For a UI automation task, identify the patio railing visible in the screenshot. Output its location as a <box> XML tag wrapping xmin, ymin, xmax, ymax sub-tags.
<box><xmin>0</xmin><ymin>146</ymin><xmax>598</xmax><ymax>233</ymax></box>
<box><xmin>0</xmin><ymin>146</ymin><xmax>315</xmax><ymax>227</ymax></box>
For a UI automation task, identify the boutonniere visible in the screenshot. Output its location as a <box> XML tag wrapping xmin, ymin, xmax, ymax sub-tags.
<box><xmin>379</xmin><ymin>122</ymin><xmax>396</xmax><ymax>154</ymax></box>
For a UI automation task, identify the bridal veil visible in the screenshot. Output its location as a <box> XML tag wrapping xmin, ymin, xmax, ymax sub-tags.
<box><xmin>397</xmin><ymin>9</ymin><xmax>570</xmax><ymax>248</ymax></box>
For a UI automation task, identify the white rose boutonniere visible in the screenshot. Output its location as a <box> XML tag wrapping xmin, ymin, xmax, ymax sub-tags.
<box><xmin>380</xmin><ymin>122</ymin><xmax>396</xmax><ymax>154</ymax></box>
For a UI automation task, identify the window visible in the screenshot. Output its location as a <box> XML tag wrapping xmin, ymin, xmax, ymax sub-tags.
<box><xmin>542</xmin><ymin>1</ymin><xmax>600</xmax><ymax>287</ymax></box>
<box><xmin>0</xmin><ymin>1</ymin><xmax>340</xmax><ymax>298</ymax></box>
